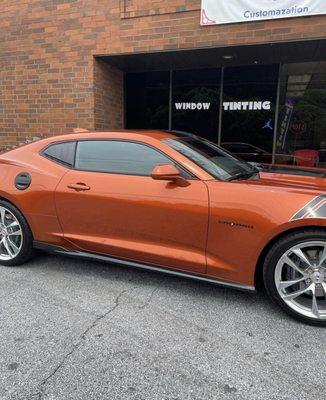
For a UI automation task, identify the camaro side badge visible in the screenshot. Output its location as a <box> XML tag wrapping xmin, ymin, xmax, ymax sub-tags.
<box><xmin>218</xmin><ymin>220</ymin><xmax>254</xmax><ymax>229</ymax></box>
<box><xmin>291</xmin><ymin>195</ymin><xmax>326</xmax><ymax>221</ymax></box>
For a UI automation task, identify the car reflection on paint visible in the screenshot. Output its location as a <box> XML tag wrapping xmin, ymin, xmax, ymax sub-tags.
<box><xmin>221</xmin><ymin>142</ymin><xmax>295</xmax><ymax>165</ymax></box>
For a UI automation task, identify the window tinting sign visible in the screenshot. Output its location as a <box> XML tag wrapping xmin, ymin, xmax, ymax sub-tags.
<box><xmin>175</xmin><ymin>102</ymin><xmax>211</xmax><ymax>111</ymax></box>
<box><xmin>201</xmin><ymin>0</ymin><xmax>326</xmax><ymax>26</ymax></box>
<box><xmin>223</xmin><ymin>101</ymin><xmax>271</xmax><ymax>111</ymax></box>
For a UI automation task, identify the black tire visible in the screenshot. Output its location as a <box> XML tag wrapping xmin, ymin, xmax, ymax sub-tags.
<box><xmin>0</xmin><ymin>200</ymin><xmax>34</xmax><ymax>267</ymax></box>
<box><xmin>263</xmin><ymin>229</ymin><xmax>326</xmax><ymax>326</ymax></box>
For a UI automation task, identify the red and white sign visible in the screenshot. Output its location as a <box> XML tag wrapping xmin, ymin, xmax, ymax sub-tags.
<box><xmin>201</xmin><ymin>0</ymin><xmax>326</xmax><ymax>26</ymax></box>
<box><xmin>290</xmin><ymin>121</ymin><xmax>307</xmax><ymax>135</ymax></box>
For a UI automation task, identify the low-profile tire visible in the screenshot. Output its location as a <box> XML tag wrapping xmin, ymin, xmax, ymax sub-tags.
<box><xmin>0</xmin><ymin>200</ymin><xmax>34</xmax><ymax>267</ymax></box>
<box><xmin>263</xmin><ymin>229</ymin><xmax>326</xmax><ymax>327</ymax></box>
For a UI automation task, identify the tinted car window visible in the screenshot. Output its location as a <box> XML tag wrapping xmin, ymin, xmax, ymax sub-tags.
<box><xmin>165</xmin><ymin>136</ymin><xmax>255</xmax><ymax>180</ymax></box>
<box><xmin>75</xmin><ymin>140</ymin><xmax>173</xmax><ymax>176</ymax></box>
<box><xmin>43</xmin><ymin>141</ymin><xmax>76</xmax><ymax>167</ymax></box>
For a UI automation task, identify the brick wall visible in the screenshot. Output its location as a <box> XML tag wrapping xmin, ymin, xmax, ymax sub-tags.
<box><xmin>0</xmin><ymin>0</ymin><xmax>326</xmax><ymax>145</ymax></box>
<box><xmin>120</xmin><ymin>0</ymin><xmax>200</xmax><ymax>19</ymax></box>
<box><xmin>94</xmin><ymin>59</ymin><xmax>124</xmax><ymax>130</ymax></box>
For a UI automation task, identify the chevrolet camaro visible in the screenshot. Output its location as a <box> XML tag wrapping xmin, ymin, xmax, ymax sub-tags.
<box><xmin>0</xmin><ymin>130</ymin><xmax>325</xmax><ymax>325</ymax></box>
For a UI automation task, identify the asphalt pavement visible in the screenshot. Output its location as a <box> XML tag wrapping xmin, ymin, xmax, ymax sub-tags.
<box><xmin>0</xmin><ymin>253</ymin><xmax>325</xmax><ymax>400</ymax></box>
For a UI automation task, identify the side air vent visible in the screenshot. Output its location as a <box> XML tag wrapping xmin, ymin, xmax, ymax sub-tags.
<box><xmin>15</xmin><ymin>173</ymin><xmax>31</xmax><ymax>190</ymax></box>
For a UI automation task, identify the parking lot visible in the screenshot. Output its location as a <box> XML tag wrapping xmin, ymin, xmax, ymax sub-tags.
<box><xmin>0</xmin><ymin>254</ymin><xmax>325</xmax><ymax>400</ymax></box>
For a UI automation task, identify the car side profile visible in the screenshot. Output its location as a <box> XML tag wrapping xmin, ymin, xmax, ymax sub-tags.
<box><xmin>0</xmin><ymin>130</ymin><xmax>325</xmax><ymax>325</ymax></box>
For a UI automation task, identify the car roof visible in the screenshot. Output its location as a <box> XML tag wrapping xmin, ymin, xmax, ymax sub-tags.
<box><xmin>0</xmin><ymin>130</ymin><xmax>201</xmax><ymax>160</ymax></box>
<box><xmin>38</xmin><ymin>130</ymin><xmax>185</xmax><ymax>145</ymax></box>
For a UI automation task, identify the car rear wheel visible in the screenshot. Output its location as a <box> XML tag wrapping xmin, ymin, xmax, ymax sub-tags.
<box><xmin>263</xmin><ymin>230</ymin><xmax>326</xmax><ymax>326</ymax></box>
<box><xmin>0</xmin><ymin>200</ymin><xmax>34</xmax><ymax>266</ymax></box>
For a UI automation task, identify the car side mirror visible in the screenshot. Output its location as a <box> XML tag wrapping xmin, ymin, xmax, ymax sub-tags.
<box><xmin>151</xmin><ymin>164</ymin><xmax>190</xmax><ymax>187</ymax></box>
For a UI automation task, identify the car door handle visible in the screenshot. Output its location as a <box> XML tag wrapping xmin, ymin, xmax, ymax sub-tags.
<box><xmin>67</xmin><ymin>183</ymin><xmax>91</xmax><ymax>191</ymax></box>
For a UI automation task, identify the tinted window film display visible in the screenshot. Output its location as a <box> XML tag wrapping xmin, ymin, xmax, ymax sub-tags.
<box><xmin>221</xmin><ymin>65</ymin><xmax>279</xmax><ymax>164</ymax></box>
<box><xmin>276</xmin><ymin>62</ymin><xmax>326</xmax><ymax>168</ymax></box>
<box><xmin>172</xmin><ymin>69</ymin><xmax>221</xmax><ymax>141</ymax></box>
<box><xmin>126</xmin><ymin>72</ymin><xmax>170</xmax><ymax>129</ymax></box>
<box><xmin>75</xmin><ymin>140</ymin><xmax>171</xmax><ymax>175</ymax></box>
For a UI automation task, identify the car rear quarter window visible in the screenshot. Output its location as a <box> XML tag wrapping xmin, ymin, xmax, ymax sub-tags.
<box><xmin>42</xmin><ymin>141</ymin><xmax>76</xmax><ymax>167</ymax></box>
<box><xmin>75</xmin><ymin>140</ymin><xmax>174</xmax><ymax>176</ymax></box>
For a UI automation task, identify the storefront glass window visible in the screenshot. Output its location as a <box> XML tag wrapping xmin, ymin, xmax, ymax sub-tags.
<box><xmin>276</xmin><ymin>62</ymin><xmax>326</xmax><ymax>168</ymax></box>
<box><xmin>221</xmin><ymin>65</ymin><xmax>279</xmax><ymax>165</ymax></box>
<box><xmin>125</xmin><ymin>62</ymin><xmax>326</xmax><ymax>168</ymax></box>
<box><xmin>171</xmin><ymin>68</ymin><xmax>221</xmax><ymax>141</ymax></box>
<box><xmin>126</xmin><ymin>71</ymin><xmax>170</xmax><ymax>129</ymax></box>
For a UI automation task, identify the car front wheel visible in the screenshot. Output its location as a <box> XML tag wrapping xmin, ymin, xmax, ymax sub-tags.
<box><xmin>264</xmin><ymin>230</ymin><xmax>326</xmax><ymax>326</ymax></box>
<box><xmin>0</xmin><ymin>200</ymin><xmax>34</xmax><ymax>266</ymax></box>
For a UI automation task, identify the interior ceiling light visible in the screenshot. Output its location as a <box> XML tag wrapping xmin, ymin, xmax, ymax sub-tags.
<box><xmin>287</xmin><ymin>84</ymin><xmax>309</xmax><ymax>91</ymax></box>
<box><xmin>223</xmin><ymin>55</ymin><xmax>233</xmax><ymax>60</ymax></box>
<box><xmin>287</xmin><ymin>74</ymin><xmax>312</xmax><ymax>98</ymax></box>
<box><xmin>288</xmin><ymin>74</ymin><xmax>312</xmax><ymax>84</ymax></box>
<box><xmin>287</xmin><ymin>91</ymin><xmax>305</xmax><ymax>98</ymax></box>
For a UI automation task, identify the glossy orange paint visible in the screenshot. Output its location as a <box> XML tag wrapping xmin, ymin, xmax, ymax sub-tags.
<box><xmin>151</xmin><ymin>164</ymin><xmax>191</xmax><ymax>187</ymax></box>
<box><xmin>206</xmin><ymin>178</ymin><xmax>325</xmax><ymax>286</ymax></box>
<box><xmin>0</xmin><ymin>130</ymin><xmax>325</xmax><ymax>289</ymax></box>
<box><xmin>55</xmin><ymin>169</ymin><xmax>209</xmax><ymax>273</ymax></box>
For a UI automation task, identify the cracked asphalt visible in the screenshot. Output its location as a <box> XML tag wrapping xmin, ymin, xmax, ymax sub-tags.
<box><xmin>0</xmin><ymin>254</ymin><xmax>325</xmax><ymax>400</ymax></box>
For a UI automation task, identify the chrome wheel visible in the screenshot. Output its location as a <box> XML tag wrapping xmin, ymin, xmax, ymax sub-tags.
<box><xmin>275</xmin><ymin>241</ymin><xmax>326</xmax><ymax>320</ymax></box>
<box><xmin>0</xmin><ymin>206</ymin><xmax>23</xmax><ymax>261</ymax></box>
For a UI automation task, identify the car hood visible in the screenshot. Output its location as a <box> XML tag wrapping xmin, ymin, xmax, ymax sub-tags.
<box><xmin>257</xmin><ymin>166</ymin><xmax>326</xmax><ymax>192</ymax></box>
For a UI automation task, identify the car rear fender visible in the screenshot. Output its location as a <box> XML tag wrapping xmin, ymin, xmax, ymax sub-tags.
<box><xmin>0</xmin><ymin>158</ymin><xmax>67</xmax><ymax>245</ymax></box>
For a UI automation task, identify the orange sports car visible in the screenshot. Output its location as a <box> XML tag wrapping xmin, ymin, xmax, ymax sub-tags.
<box><xmin>0</xmin><ymin>130</ymin><xmax>325</xmax><ymax>325</ymax></box>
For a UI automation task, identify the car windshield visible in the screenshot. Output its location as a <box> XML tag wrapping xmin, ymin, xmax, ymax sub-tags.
<box><xmin>164</xmin><ymin>136</ymin><xmax>258</xmax><ymax>181</ymax></box>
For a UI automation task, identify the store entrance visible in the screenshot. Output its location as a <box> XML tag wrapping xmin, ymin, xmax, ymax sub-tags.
<box><xmin>125</xmin><ymin>64</ymin><xmax>279</xmax><ymax>164</ymax></box>
<box><xmin>102</xmin><ymin>39</ymin><xmax>326</xmax><ymax>167</ymax></box>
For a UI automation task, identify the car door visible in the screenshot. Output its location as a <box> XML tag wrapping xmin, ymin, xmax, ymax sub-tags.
<box><xmin>55</xmin><ymin>139</ymin><xmax>209</xmax><ymax>274</ymax></box>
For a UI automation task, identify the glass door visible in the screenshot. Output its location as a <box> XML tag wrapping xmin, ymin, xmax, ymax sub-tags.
<box><xmin>276</xmin><ymin>62</ymin><xmax>326</xmax><ymax>168</ymax></box>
